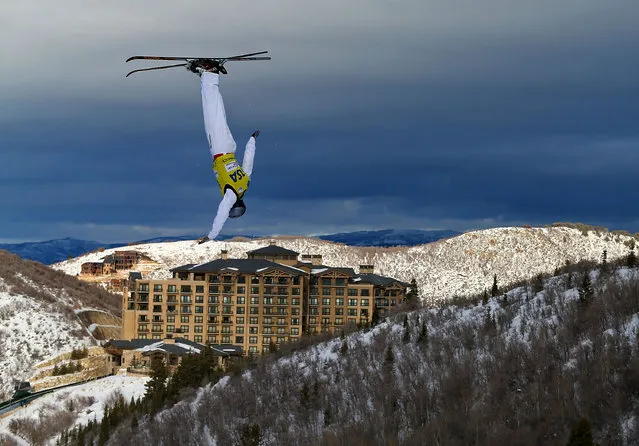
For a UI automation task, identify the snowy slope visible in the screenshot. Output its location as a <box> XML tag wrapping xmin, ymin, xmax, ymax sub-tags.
<box><xmin>0</xmin><ymin>375</ymin><xmax>148</xmax><ymax>445</ymax></box>
<box><xmin>111</xmin><ymin>267</ymin><xmax>639</xmax><ymax>445</ymax></box>
<box><xmin>0</xmin><ymin>283</ymin><xmax>94</xmax><ymax>400</ymax></box>
<box><xmin>53</xmin><ymin>226</ymin><xmax>637</xmax><ymax>303</ymax></box>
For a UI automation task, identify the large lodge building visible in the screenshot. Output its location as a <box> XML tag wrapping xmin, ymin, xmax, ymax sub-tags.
<box><xmin>122</xmin><ymin>243</ymin><xmax>410</xmax><ymax>355</ymax></box>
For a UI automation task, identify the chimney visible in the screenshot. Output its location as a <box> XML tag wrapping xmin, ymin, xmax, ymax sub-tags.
<box><xmin>269</xmin><ymin>240</ymin><xmax>276</xmax><ymax>245</ymax></box>
<box><xmin>311</xmin><ymin>255</ymin><xmax>323</xmax><ymax>265</ymax></box>
<box><xmin>220</xmin><ymin>250</ymin><xmax>229</xmax><ymax>260</ymax></box>
<box><xmin>301</xmin><ymin>254</ymin><xmax>312</xmax><ymax>263</ymax></box>
<box><xmin>359</xmin><ymin>264</ymin><xmax>374</xmax><ymax>274</ymax></box>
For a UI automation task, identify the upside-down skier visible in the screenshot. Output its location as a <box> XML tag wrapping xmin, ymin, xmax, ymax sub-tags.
<box><xmin>186</xmin><ymin>59</ymin><xmax>259</xmax><ymax>244</ymax></box>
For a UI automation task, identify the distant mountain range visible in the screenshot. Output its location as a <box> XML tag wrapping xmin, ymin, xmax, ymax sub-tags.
<box><xmin>0</xmin><ymin>229</ymin><xmax>460</xmax><ymax>265</ymax></box>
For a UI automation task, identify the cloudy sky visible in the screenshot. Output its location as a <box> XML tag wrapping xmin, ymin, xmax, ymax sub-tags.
<box><xmin>1</xmin><ymin>0</ymin><xmax>638</xmax><ymax>243</ymax></box>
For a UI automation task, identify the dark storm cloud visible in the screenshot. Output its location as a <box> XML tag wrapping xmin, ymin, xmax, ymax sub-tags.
<box><xmin>1</xmin><ymin>0</ymin><xmax>638</xmax><ymax>242</ymax></box>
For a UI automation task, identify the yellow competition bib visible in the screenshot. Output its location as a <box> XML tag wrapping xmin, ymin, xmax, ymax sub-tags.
<box><xmin>212</xmin><ymin>154</ymin><xmax>250</xmax><ymax>198</ymax></box>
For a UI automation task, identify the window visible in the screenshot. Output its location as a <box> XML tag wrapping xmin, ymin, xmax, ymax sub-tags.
<box><xmin>180</xmin><ymin>316</ymin><xmax>190</xmax><ymax>323</ymax></box>
<box><xmin>237</xmin><ymin>276</ymin><xmax>246</xmax><ymax>284</ymax></box>
<box><xmin>336</xmin><ymin>298</ymin><xmax>344</xmax><ymax>306</ymax></box>
<box><xmin>348</xmin><ymin>289</ymin><xmax>358</xmax><ymax>296</ymax></box>
<box><xmin>195</xmin><ymin>285</ymin><xmax>204</xmax><ymax>293</ymax></box>
<box><xmin>263</xmin><ymin>297</ymin><xmax>273</xmax><ymax>305</ymax></box>
<box><xmin>361</xmin><ymin>299</ymin><xmax>369</xmax><ymax>306</ymax></box>
<box><xmin>195</xmin><ymin>306</ymin><xmax>203</xmax><ymax>313</ymax></box>
<box><xmin>277</xmin><ymin>287</ymin><xmax>288</xmax><ymax>296</ymax></box>
<box><xmin>263</xmin><ymin>336</ymin><xmax>272</xmax><ymax>344</ymax></box>
<box><xmin>251</xmin><ymin>276</ymin><xmax>260</xmax><ymax>284</ymax></box>
<box><xmin>250</xmin><ymin>296</ymin><xmax>259</xmax><ymax>304</ymax></box>
<box><xmin>153</xmin><ymin>305</ymin><xmax>162</xmax><ymax>313</ymax></box>
<box><xmin>208</xmin><ymin>306</ymin><xmax>219</xmax><ymax>314</ymax></box>
<box><xmin>263</xmin><ymin>317</ymin><xmax>273</xmax><ymax>325</ymax></box>
<box><xmin>361</xmin><ymin>289</ymin><xmax>370</xmax><ymax>296</ymax></box>
<box><xmin>222</xmin><ymin>336</ymin><xmax>231</xmax><ymax>343</ymax></box>
<box><xmin>322</xmin><ymin>288</ymin><xmax>331</xmax><ymax>296</ymax></box>
<box><xmin>152</xmin><ymin>334</ymin><xmax>162</xmax><ymax>340</ymax></box>
<box><xmin>209</xmin><ymin>285</ymin><xmax>219</xmax><ymax>294</ymax></box>
<box><xmin>335</xmin><ymin>318</ymin><xmax>343</xmax><ymax>325</ymax></box>
<box><xmin>292</xmin><ymin>318</ymin><xmax>300</xmax><ymax>325</ymax></box>
<box><xmin>207</xmin><ymin>335</ymin><xmax>218</xmax><ymax>343</ymax></box>
<box><xmin>208</xmin><ymin>296</ymin><xmax>219</xmax><ymax>304</ymax></box>
<box><xmin>251</xmin><ymin>286</ymin><xmax>260</xmax><ymax>295</ymax></box>
<box><xmin>321</xmin><ymin>317</ymin><xmax>331</xmax><ymax>325</ymax></box>
<box><xmin>310</xmin><ymin>298</ymin><xmax>319</xmax><ymax>305</ymax></box>
<box><xmin>235</xmin><ymin>336</ymin><xmax>244</xmax><ymax>344</ymax></box>
<box><xmin>223</xmin><ymin>285</ymin><xmax>233</xmax><ymax>294</ymax></box>
<box><xmin>310</xmin><ymin>287</ymin><xmax>319</xmax><ymax>296</ymax></box>
<box><xmin>167</xmin><ymin>285</ymin><xmax>177</xmax><ymax>293</ymax></box>
<box><xmin>291</xmin><ymin>328</ymin><xmax>299</xmax><ymax>335</ymax></box>
<box><xmin>194</xmin><ymin>335</ymin><xmax>203</xmax><ymax>343</ymax></box>
<box><xmin>250</xmin><ymin>307</ymin><xmax>259</xmax><ymax>315</ymax></box>
<box><xmin>138</xmin><ymin>284</ymin><xmax>149</xmax><ymax>291</ymax></box>
<box><xmin>236</xmin><ymin>317</ymin><xmax>245</xmax><ymax>324</ymax></box>
<box><xmin>249</xmin><ymin>327</ymin><xmax>258</xmax><ymax>334</ymax></box>
<box><xmin>335</xmin><ymin>288</ymin><xmax>344</xmax><ymax>296</ymax></box>
<box><xmin>292</xmin><ymin>298</ymin><xmax>300</xmax><ymax>306</ymax></box>
<box><xmin>222</xmin><ymin>326</ymin><xmax>232</xmax><ymax>334</ymax></box>
<box><xmin>195</xmin><ymin>295</ymin><xmax>204</xmax><ymax>303</ymax></box>
<box><xmin>237</xmin><ymin>287</ymin><xmax>246</xmax><ymax>295</ymax></box>
<box><xmin>194</xmin><ymin>316</ymin><xmax>203</xmax><ymax>324</ymax></box>
<box><xmin>322</xmin><ymin>298</ymin><xmax>331</xmax><ymax>305</ymax></box>
<box><xmin>249</xmin><ymin>346</ymin><xmax>258</xmax><ymax>353</ymax></box>
<box><xmin>236</xmin><ymin>307</ymin><xmax>245</xmax><ymax>314</ymax></box>
<box><xmin>167</xmin><ymin>325</ymin><xmax>175</xmax><ymax>333</ymax></box>
<box><xmin>207</xmin><ymin>325</ymin><xmax>218</xmax><ymax>333</ymax></box>
<box><xmin>309</xmin><ymin>308</ymin><xmax>319</xmax><ymax>315</ymax></box>
<box><xmin>236</xmin><ymin>296</ymin><xmax>246</xmax><ymax>305</ymax></box>
<box><xmin>209</xmin><ymin>275</ymin><xmax>219</xmax><ymax>283</ymax></box>
<box><xmin>223</xmin><ymin>306</ymin><xmax>233</xmax><ymax>314</ymax></box>
<box><xmin>335</xmin><ymin>308</ymin><xmax>344</xmax><ymax>315</ymax></box>
<box><xmin>277</xmin><ymin>297</ymin><xmax>288</xmax><ymax>305</ymax></box>
<box><xmin>223</xmin><ymin>275</ymin><xmax>233</xmax><ymax>283</ymax></box>
<box><xmin>348</xmin><ymin>309</ymin><xmax>357</xmax><ymax>316</ymax></box>
<box><xmin>348</xmin><ymin>299</ymin><xmax>358</xmax><ymax>306</ymax></box>
<box><xmin>222</xmin><ymin>296</ymin><xmax>233</xmax><ymax>304</ymax></box>
<box><xmin>153</xmin><ymin>284</ymin><xmax>163</xmax><ymax>292</ymax></box>
<box><xmin>249</xmin><ymin>317</ymin><xmax>258</xmax><ymax>324</ymax></box>
<box><xmin>180</xmin><ymin>305</ymin><xmax>191</xmax><ymax>313</ymax></box>
<box><xmin>180</xmin><ymin>325</ymin><xmax>189</xmax><ymax>333</ymax></box>
<box><xmin>322</xmin><ymin>307</ymin><xmax>331</xmax><ymax>315</ymax></box>
<box><xmin>263</xmin><ymin>327</ymin><xmax>273</xmax><ymax>334</ymax></box>
<box><xmin>335</xmin><ymin>278</ymin><xmax>346</xmax><ymax>286</ymax></box>
<box><xmin>208</xmin><ymin>316</ymin><xmax>218</xmax><ymax>324</ymax></box>
<box><xmin>292</xmin><ymin>288</ymin><xmax>300</xmax><ymax>296</ymax></box>
<box><xmin>167</xmin><ymin>315</ymin><xmax>175</xmax><ymax>323</ymax></box>
<box><xmin>153</xmin><ymin>295</ymin><xmax>162</xmax><ymax>302</ymax></box>
<box><xmin>291</xmin><ymin>308</ymin><xmax>300</xmax><ymax>315</ymax></box>
<box><xmin>180</xmin><ymin>295</ymin><xmax>191</xmax><ymax>303</ymax></box>
<box><xmin>181</xmin><ymin>285</ymin><xmax>192</xmax><ymax>293</ymax></box>
<box><xmin>277</xmin><ymin>337</ymin><xmax>285</xmax><ymax>344</ymax></box>
<box><xmin>249</xmin><ymin>336</ymin><xmax>258</xmax><ymax>344</ymax></box>
<box><xmin>194</xmin><ymin>325</ymin><xmax>203</xmax><ymax>333</ymax></box>
<box><xmin>236</xmin><ymin>326</ymin><xmax>244</xmax><ymax>334</ymax></box>
<box><xmin>321</xmin><ymin>278</ymin><xmax>332</xmax><ymax>286</ymax></box>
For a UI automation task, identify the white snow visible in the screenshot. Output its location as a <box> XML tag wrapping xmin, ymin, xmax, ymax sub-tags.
<box><xmin>51</xmin><ymin>226</ymin><xmax>637</xmax><ymax>305</ymax></box>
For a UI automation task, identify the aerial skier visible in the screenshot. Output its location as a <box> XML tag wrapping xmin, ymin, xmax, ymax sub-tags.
<box><xmin>185</xmin><ymin>59</ymin><xmax>259</xmax><ymax>244</ymax></box>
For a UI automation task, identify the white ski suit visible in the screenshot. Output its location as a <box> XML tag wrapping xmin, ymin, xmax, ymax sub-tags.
<box><xmin>200</xmin><ymin>72</ymin><xmax>256</xmax><ymax>240</ymax></box>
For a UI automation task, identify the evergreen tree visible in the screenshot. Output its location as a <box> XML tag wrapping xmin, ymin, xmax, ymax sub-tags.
<box><xmin>578</xmin><ymin>272</ymin><xmax>594</xmax><ymax>304</ymax></box>
<box><xmin>601</xmin><ymin>249</ymin><xmax>608</xmax><ymax>272</ymax></box>
<box><xmin>339</xmin><ymin>340</ymin><xmax>348</xmax><ymax>355</ymax></box>
<box><xmin>145</xmin><ymin>355</ymin><xmax>168</xmax><ymax>413</ymax></box>
<box><xmin>417</xmin><ymin>321</ymin><xmax>428</xmax><ymax>345</ymax></box>
<box><xmin>491</xmin><ymin>274</ymin><xmax>499</xmax><ymax>297</ymax></box>
<box><xmin>566</xmin><ymin>417</ymin><xmax>594</xmax><ymax>446</ymax></box>
<box><xmin>405</xmin><ymin>278</ymin><xmax>420</xmax><ymax>308</ymax></box>
<box><xmin>238</xmin><ymin>423</ymin><xmax>262</xmax><ymax>446</ymax></box>
<box><xmin>371</xmin><ymin>304</ymin><xmax>381</xmax><ymax>326</ymax></box>
<box><xmin>324</xmin><ymin>406</ymin><xmax>332</xmax><ymax>426</ymax></box>
<box><xmin>627</xmin><ymin>249</ymin><xmax>637</xmax><ymax>268</ymax></box>
<box><xmin>532</xmin><ymin>274</ymin><xmax>544</xmax><ymax>293</ymax></box>
<box><xmin>482</xmin><ymin>289</ymin><xmax>488</xmax><ymax>305</ymax></box>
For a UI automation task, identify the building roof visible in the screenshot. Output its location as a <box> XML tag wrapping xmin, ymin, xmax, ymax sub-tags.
<box><xmin>128</xmin><ymin>271</ymin><xmax>142</xmax><ymax>280</ymax></box>
<box><xmin>310</xmin><ymin>266</ymin><xmax>357</xmax><ymax>277</ymax></box>
<box><xmin>171</xmin><ymin>259</ymin><xmax>306</xmax><ymax>276</ymax></box>
<box><xmin>246</xmin><ymin>245</ymin><xmax>299</xmax><ymax>256</ymax></box>
<box><xmin>104</xmin><ymin>338</ymin><xmax>243</xmax><ymax>357</ymax></box>
<box><xmin>353</xmin><ymin>273</ymin><xmax>410</xmax><ymax>287</ymax></box>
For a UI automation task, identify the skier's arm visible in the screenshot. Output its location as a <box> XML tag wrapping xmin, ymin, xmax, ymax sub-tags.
<box><xmin>242</xmin><ymin>130</ymin><xmax>259</xmax><ymax>177</ymax></box>
<box><xmin>207</xmin><ymin>189</ymin><xmax>236</xmax><ymax>240</ymax></box>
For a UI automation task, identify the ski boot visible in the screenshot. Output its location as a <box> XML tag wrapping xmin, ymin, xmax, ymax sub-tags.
<box><xmin>186</xmin><ymin>59</ymin><xmax>228</xmax><ymax>75</ymax></box>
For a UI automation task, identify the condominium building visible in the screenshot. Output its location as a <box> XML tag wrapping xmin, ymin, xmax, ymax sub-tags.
<box><xmin>122</xmin><ymin>243</ymin><xmax>411</xmax><ymax>355</ymax></box>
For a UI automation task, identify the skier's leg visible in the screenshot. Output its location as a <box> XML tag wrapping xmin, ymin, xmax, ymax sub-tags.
<box><xmin>241</xmin><ymin>131</ymin><xmax>259</xmax><ymax>177</ymax></box>
<box><xmin>201</xmin><ymin>72</ymin><xmax>236</xmax><ymax>157</ymax></box>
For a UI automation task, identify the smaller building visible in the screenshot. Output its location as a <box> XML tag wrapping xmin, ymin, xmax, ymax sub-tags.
<box><xmin>81</xmin><ymin>251</ymin><xmax>142</xmax><ymax>277</ymax></box>
<box><xmin>104</xmin><ymin>337</ymin><xmax>242</xmax><ymax>374</ymax></box>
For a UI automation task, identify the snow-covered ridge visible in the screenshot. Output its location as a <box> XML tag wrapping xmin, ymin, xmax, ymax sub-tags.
<box><xmin>53</xmin><ymin>226</ymin><xmax>636</xmax><ymax>303</ymax></box>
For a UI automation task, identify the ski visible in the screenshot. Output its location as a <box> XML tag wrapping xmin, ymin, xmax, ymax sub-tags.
<box><xmin>125</xmin><ymin>62</ymin><xmax>187</xmax><ymax>77</ymax></box>
<box><xmin>125</xmin><ymin>50</ymin><xmax>269</xmax><ymax>63</ymax></box>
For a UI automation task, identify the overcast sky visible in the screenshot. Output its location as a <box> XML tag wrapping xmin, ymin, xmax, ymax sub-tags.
<box><xmin>1</xmin><ymin>0</ymin><xmax>638</xmax><ymax>243</ymax></box>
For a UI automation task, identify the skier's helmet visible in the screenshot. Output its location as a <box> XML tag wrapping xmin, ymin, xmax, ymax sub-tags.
<box><xmin>229</xmin><ymin>199</ymin><xmax>246</xmax><ymax>218</ymax></box>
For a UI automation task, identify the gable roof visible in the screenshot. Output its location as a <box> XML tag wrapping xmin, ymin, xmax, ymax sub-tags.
<box><xmin>353</xmin><ymin>273</ymin><xmax>410</xmax><ymax>287</ymax></box>
<box><xmin>247</xmin><ymin>245</ymin><xmax>299</xmax><ymax>256</ymax></box>
<box><xmin>104</xmin><ymin>338</ymin><xmax>243</xmax><ymax>357</ymax></box>
<box><xmin>171</xmin><ymin>259</ymin><xmax>305</xmax><ymax>276</ymax></box>
<box><xmin>310</xmin><ymin>266</ymin><xmax>357</xmax><ymax>277</ymax></box>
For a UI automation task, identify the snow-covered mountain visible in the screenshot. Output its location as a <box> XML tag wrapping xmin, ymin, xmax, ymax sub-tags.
<box><xmin>0</xmin><ymin>251</ymin><xmax>122</xmax><ymax>400</ymax></box>
<box><xmin>95</xmin><ymin>265</ymin><xmax>639</xmax><ymax>445</ymax></box>
<box><xmin>0</xmin><ymin>229</ymin><xmax>457</xmax><ymax>265</ymax></box>
<box><xmin>54</xmin><ymin>225</ymin><xmax>637</xmax><ymax>304</ymax></box>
